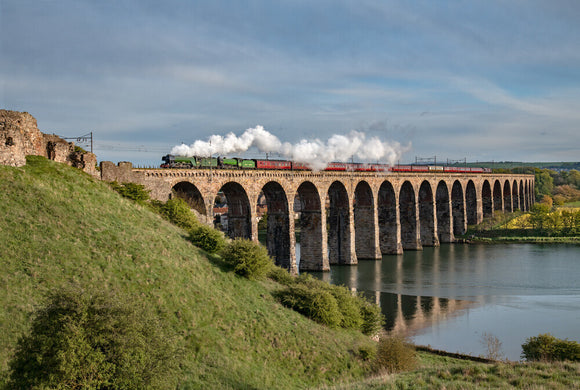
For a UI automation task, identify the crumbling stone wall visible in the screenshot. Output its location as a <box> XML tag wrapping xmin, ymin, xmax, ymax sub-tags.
<box><xmin>0</xmin><ymin>109</ymin><xmax>98</xmax><ymax>176</ymax></box>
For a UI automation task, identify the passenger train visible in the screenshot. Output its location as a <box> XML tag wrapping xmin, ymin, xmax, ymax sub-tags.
<box><xmin>160</xmin><ymin>154</ymin><xmax>491</xmax><ymax>173</ymax></box>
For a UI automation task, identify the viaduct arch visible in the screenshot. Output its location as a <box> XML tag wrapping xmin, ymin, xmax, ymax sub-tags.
<box><xmin>101</xmin><ymin>162</ymin><xmax>534</xmax><ymax>273</ymax></box>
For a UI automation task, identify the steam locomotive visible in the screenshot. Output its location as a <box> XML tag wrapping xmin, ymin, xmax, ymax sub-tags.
<box><xmin>160</xmin><ymin>154</ymin><xmax>491</xmax><ymax>173</ymax></box>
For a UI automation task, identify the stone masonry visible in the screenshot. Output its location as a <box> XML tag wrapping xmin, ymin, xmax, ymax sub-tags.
<box><xmin>101</xmin><ymin>161</ymin><xmax>534</xmax><ymax>273</ymax></box>
<box><xmin>0</xmin><ymin>110</ymin><xmax>98</xmax><ymax>176</ymax></box>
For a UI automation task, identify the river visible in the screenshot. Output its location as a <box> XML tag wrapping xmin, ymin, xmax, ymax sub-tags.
<box><xmin>305</xmin><ymin>243</ymin><xmax>580</xmax><ymax>361</ymax></box>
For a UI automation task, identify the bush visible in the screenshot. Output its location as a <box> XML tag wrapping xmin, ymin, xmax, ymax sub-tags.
<box><xmin>521</xmin><ymin>333</ymin><xmax>580</xmax><ymax>362</ymax></box>
<box><xmin>153</xmin><ymin>198</ymin><xmax>198</xmax><ymax>231</ymax></box>
<box><xmin>328</xmin><ymin>285</ymin><xmax>363</xmax><ymax>330</ymax></box>
<box><xmin>267</xmin><ymin>265</ymin><xmax>295</xmax><ymax>285</ymax></box>
<box><xmin>189</xmin><ymin>224</ymin><xmax>226</xmax><ymax>254</ymax></box>
<box><xmin>275</xmin><ymin>284</ymin><xmax>343</xmax><ymax>328</ymax></box>
<box><xmin>274</xmin><ymin>274</ymin><xmax>385</xmax><ymax>334</ymax></box>
<box><xmin>221</xmin><ymin>238</ymin><xmax>273</xmax><ymax>280</ymax></box>
<box><xmin>374</xmin><ymin>335</ymin><xmax>417</xmax><ymax>373</ymax></box>
<box><xmin>7</xmin><ymin>287</ymin><xmax>181</xmax><ymax>389</ymax></box>
<box><xmin>359</xmin><ymin>296</ymin><xmax>385</xmax><ymax>336</ymax></box>
<box><xmin>110</xmin><ymin>181</ymin><xmax>150</xmax><ymax>203</ymax></box>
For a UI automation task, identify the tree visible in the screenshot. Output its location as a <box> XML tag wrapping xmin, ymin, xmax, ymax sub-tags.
<box><xmin>568</xmin><ymin>170</ymin><xmax>580</xmax><ymax>189</ymax></box>
<box><xmin>7</xmin><ymin>287</ymin><xmax>181</xmax><ymax>389</ymax></box>
<box><xmin>534</xmin><ymin>169</ymin><xmax>554</xmax><ymax>202</ymax></box>
<box><xmin>529</xmin><ymin>203</ymin><xmax>551</xmax><ymax>230</ymax></box>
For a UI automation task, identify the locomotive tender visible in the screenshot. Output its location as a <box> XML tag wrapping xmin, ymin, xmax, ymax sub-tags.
<box><xmin>160</xmin><ymin>154</ymin><xmax>491</xmax><ymax>173</ymax></box>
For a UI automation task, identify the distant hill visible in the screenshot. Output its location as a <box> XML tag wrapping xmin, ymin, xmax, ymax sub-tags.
<box><xmin>455</xmin><ymin>162</ymin><xmax>580</xmax><ymax>171</ymax></box>
<box><xmin>0</xmin><ymin>156</ymin><xmax>374</xmax><ymax>388</ymax></box>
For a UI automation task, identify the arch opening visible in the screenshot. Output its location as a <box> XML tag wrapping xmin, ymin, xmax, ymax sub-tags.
<box><xmin>482</xmin><ymin>180</ymin><xmax>493</xmax><ymax>218</ymax></box>
<box><xmin>512</xmin><ymin>180</ymin><xmax>520</xmax><ymax>211</ymax></box>
<box><xmin>215</xmin><ymin>182</ymin><xmax>252</xmax><ymax>240</ymax></box>
<box><xmin>452</xmin><ymin>181</ymin><xmax>466</xmax><ymax>236</ymax></box>
<box><xmin>296</xmin><ymin>181</ymin><xmax>328</xmax><ymax>271</ymax></box>
<box><xmin>466</xmin><ymin>180</ymin><xmax>478</xmax><ymax>225</ymax></box>
<box><xmin>400</xmin><ymin>181</ymin><xmax>421</xmax><ymax>250</ymax></box>
<box><xmin>419</xmin><ymin>181</ymin><xmax>438</xmax><ymax>247</ymax></box>
<box><xmin>328</xmin><ymin>181</ymin><xmax>354</xmax><ymax>265</ymax></box>
<box><xmin>436</xmin><ymin>181</ymin><xmax>453</xmax><ymax>243</ymax></box>
<box><xmin>378</xmin><ymin>181</ymin><xmax>402</xmax><ymax>254</ymax></box>
<box><xmin>519</xmin><ymin>181</ymin><xmax>526</xmax><ymax>211</ymax></box>
<box><xmin>493</xmin><ymin>180</ymin><xmax>503</xmax><ymax>212</ymax></box>
<box><xmin>354</xmin><ymin>181</ymin><xmax>380</xmax><ymax>260</ymax></box>
<box><xmin>259</xmin><ymin>181</ymin><xmax>295</xmax><ymax>272</ymax></box>
<box><xmin>171</xmin><ymin>181</ymin><xmax>206</xmax><ymax>216</ymax></box>
<box><xmin>503</xmin><ymin>180</ymin><xmax>512</xmax><ymax>212</ymax></box>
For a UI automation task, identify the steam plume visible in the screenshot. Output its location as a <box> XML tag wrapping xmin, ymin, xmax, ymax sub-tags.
<box><xmin>170</xmin><ymin>126</ymin><xmax>410</xmax><ymax>170</ymax></box>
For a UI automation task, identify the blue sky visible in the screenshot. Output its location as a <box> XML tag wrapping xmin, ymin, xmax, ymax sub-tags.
<box><xmin>2</xmin><ymin>0</ymin><xmax>580</xmax><ymax>165</ymax></box>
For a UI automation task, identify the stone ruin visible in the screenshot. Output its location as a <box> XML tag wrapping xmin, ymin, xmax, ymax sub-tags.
<box><xmin>0</xmin><ymin>109</ymin><xmax>98</xmax><ymax>176</ymax></box>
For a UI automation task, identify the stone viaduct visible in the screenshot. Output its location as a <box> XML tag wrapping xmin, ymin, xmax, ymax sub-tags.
<box><xmin>101</xmin><ymin>162</ymin><xmax>534</xmax><ymax>273</ymax></box>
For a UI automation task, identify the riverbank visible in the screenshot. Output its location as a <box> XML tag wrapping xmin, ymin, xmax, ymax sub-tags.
<box><xmin>462</xmin><ymin>228</ymin><xmax>580</xmax><ymax>244</ymax></box>
<box><xmin>469</xmin><ymin>236</ymin><xmax>580</xmax><ymax>244</ymax></box>
<box><xmin>336</xmin><ymin>351</ymin><xmax>580</xmax><ymax>389</ymax></box>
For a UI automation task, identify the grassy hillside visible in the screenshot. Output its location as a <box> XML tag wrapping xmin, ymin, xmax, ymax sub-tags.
<box><xmin>0</xmin><ymin>156</ymin><xmax>375</xmax><ymax>388</ymax></box>
<box><xmin>3</xmin><ymin>157</ymin><xmax>578</xmax><ymax>389</ymax></box>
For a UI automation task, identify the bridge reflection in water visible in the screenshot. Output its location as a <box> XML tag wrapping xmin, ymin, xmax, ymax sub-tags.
<box><xmin>312</xmin><ymin>251</ymin><xmax>476</xmax><ymax>335</ymax></box>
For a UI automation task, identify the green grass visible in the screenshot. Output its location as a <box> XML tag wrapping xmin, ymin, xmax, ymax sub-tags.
<box><xmin>0</xmin><ymin>157</ymin><xmax>375</xmax><ymax>388</ymax></box>
<box><xmin>327</xmin><ymin>351</ymin><xmax>580</xmax><ymax>389</ymax></box>
<box><xmin>2</xmin><ymin>156</ymin><xmax>578</xmax><ymax>389</ymax></box>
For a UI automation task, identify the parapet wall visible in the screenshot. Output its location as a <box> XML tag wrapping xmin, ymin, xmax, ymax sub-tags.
<box><xmin>0</xmin><ymin>109</ymin><xmax>98</xmax><ymax>176</ymax></box>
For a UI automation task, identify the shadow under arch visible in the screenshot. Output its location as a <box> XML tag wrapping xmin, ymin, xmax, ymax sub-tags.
<box><xmin>493</xmin><ymin>180</ymin><xmax>503</xmax><ymax>212</ymax></box>
<box><xmin>503</xmin><ymin>180</ymin><xmax>512</xmax><ymax>212</ymax></box>
<box><xmin>378</xmin><ymin>181</ymin><xmax>402</xmax><ymax>254</ymax></box>
<box><xmin>482</xmin><ymin>180</ymin><xmax>492</xmax><ymax>218</ymax></box>
<box><xmin>354</xmin><ymin>180</ymin><xmax>380</xmax><ymax>260</ymax></box>
<box><xmin>260</xmin><ymin>181</ymin><xmax>295</xmax><ymax>273</ymax></box>
<box><xmin>296</xmin><ymin>181</ymin><xmax>329</xmax><ymax>271</ymax></box>
<box><xmin>466</xmin><ymin>180</ymin><xmax>477</xmax><ymax>225</ymax></box>
<box><xmin>419</xmin><ymin>181</ymin><xmax>439</xmax><ymax>247</ymax></box>
<box><xmin>328</xmin><ymin>180</ymin><xmax>354</xmax><ymax>265</ymax></box>
<box><xmin>171</xmin><ymin>181</ymin><xmax>206</xmax><ymax>216</ymax></box>
<box><xmin>400</xmin><ymin>181</ymin><xmax>421</xmax><ymax>250</ymax></box>
<box><xmin>217</xmin><ymin>181</ymin><xmax>252</xmax><ymax>240</ymax></box>
<box><xmin>436</xmin><ymin>180</ymin><xmax>453</xmax><ymax>243</ymax></box>
<box><xmin>452</xmin><ymin>181</ymin><xmax>466</xmax><ymax>236</ymax></box>
<box><xmin>512</xmin><ymin>180</ymin><xmax>520</xmax><ymax>211</ymax></box>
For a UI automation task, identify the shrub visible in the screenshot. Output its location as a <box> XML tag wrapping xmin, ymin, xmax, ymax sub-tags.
<box><xmin>267</xmin><ymin>265</ymin><xmax>295</xmax><ymax>285</ymax></box>
<box><xmin>221</xmin><ymin>238</ymin><xmax>273</xmax><ymax>280</ymax></box>
<box><xmin>374</xmin><ymin>335</ymin><xmax>417</xmax><ymax>373</ymax></box>
<box><xmin>521</xmin><ymin>333</ymin><xmax>580</xmax><ymax>362</ymax></box>
<box><xmin>359</xmin><ymin>296</ymin><xmax>385</xmax><ymax>336</ymax></box>
<box><xmin>275</xmin><ymin>284</ymin><xmax>342</xmax><ymax>328</ymax></box>
<box><xmin>153</xmin><ymin>198</ymin><xmax>198</xmax><ymax>231</ymax></box>
<box><xmin>274</xmin><ymin>274</ymin><xmax>385</xmax><ymax>334</ymax></box>
<box><xmin>189</xmin><ymin>224</ymin><xmax>226</xmax><ymax>254</ymax></box>
<box><xmin>110</xmin><ymin>181</ymin><xmax>150</xmax><ymax>203</ymax></box>
<box><xmin>7</xmin><ymin>286</ymin><xmax>181</xmax><ymax>389</ymax></box>
<box><xmin>480</xmin><ymin>332</ymin><xmax>504</xmax><ymax>360</ymax></box>
<box><xmin>328</xmin><ymin>285</ymin><xmax>363</xmax><ymax>330</ymax></box>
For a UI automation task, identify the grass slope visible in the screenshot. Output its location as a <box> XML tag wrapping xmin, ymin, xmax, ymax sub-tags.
<box><xmin>330</xmin><ymin>352</ymin><xmax>580</xmax><ymax>389</ymax></box>
<box><xmin>0</xmin><ymin>157</ymin><xmax>374</xmax><ymax>388</ymax></box>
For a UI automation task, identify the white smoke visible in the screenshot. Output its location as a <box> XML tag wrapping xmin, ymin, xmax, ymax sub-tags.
<box><xmin>170</xmin><ymin>126</ymin><xmax>410</xmax><ymax>170</ymax></box>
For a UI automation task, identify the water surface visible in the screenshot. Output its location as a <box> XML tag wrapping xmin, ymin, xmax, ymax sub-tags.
<box><xmin>309</xmin><ymin>243</ymin><xmax>580</xmax><ymax>360</ymax></box>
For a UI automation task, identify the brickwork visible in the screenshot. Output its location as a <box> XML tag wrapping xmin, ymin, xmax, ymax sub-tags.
<box><xmin>101</xmin><ymin>162</ymin><xmax>534</xmax><ymax>272</ymax></box>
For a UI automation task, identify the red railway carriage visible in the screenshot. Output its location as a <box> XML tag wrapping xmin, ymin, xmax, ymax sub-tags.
<box><xmin>291</xmin><ymin>162</ymin><xmax>310</xmax><ymax>170</ymax></box>
<box><xmin>255</xmin><ymin>159</ymin><xmax>292</xmax><ymax>170</ymax></box>
<box><xmin>325</xmin><ymin>162</ymin><xmax>349</xmax><ymax>171</ymax></box>
<box><xmin>161</xmin><ymin>155</ymin><xmax>491</xmax><ymax>173</ymax></box>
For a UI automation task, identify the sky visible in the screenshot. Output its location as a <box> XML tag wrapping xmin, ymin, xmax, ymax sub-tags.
<box><xmin>2</xmin><ymin>0</ymin><xmax>580</xmax><ymax>166</ymax></box>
